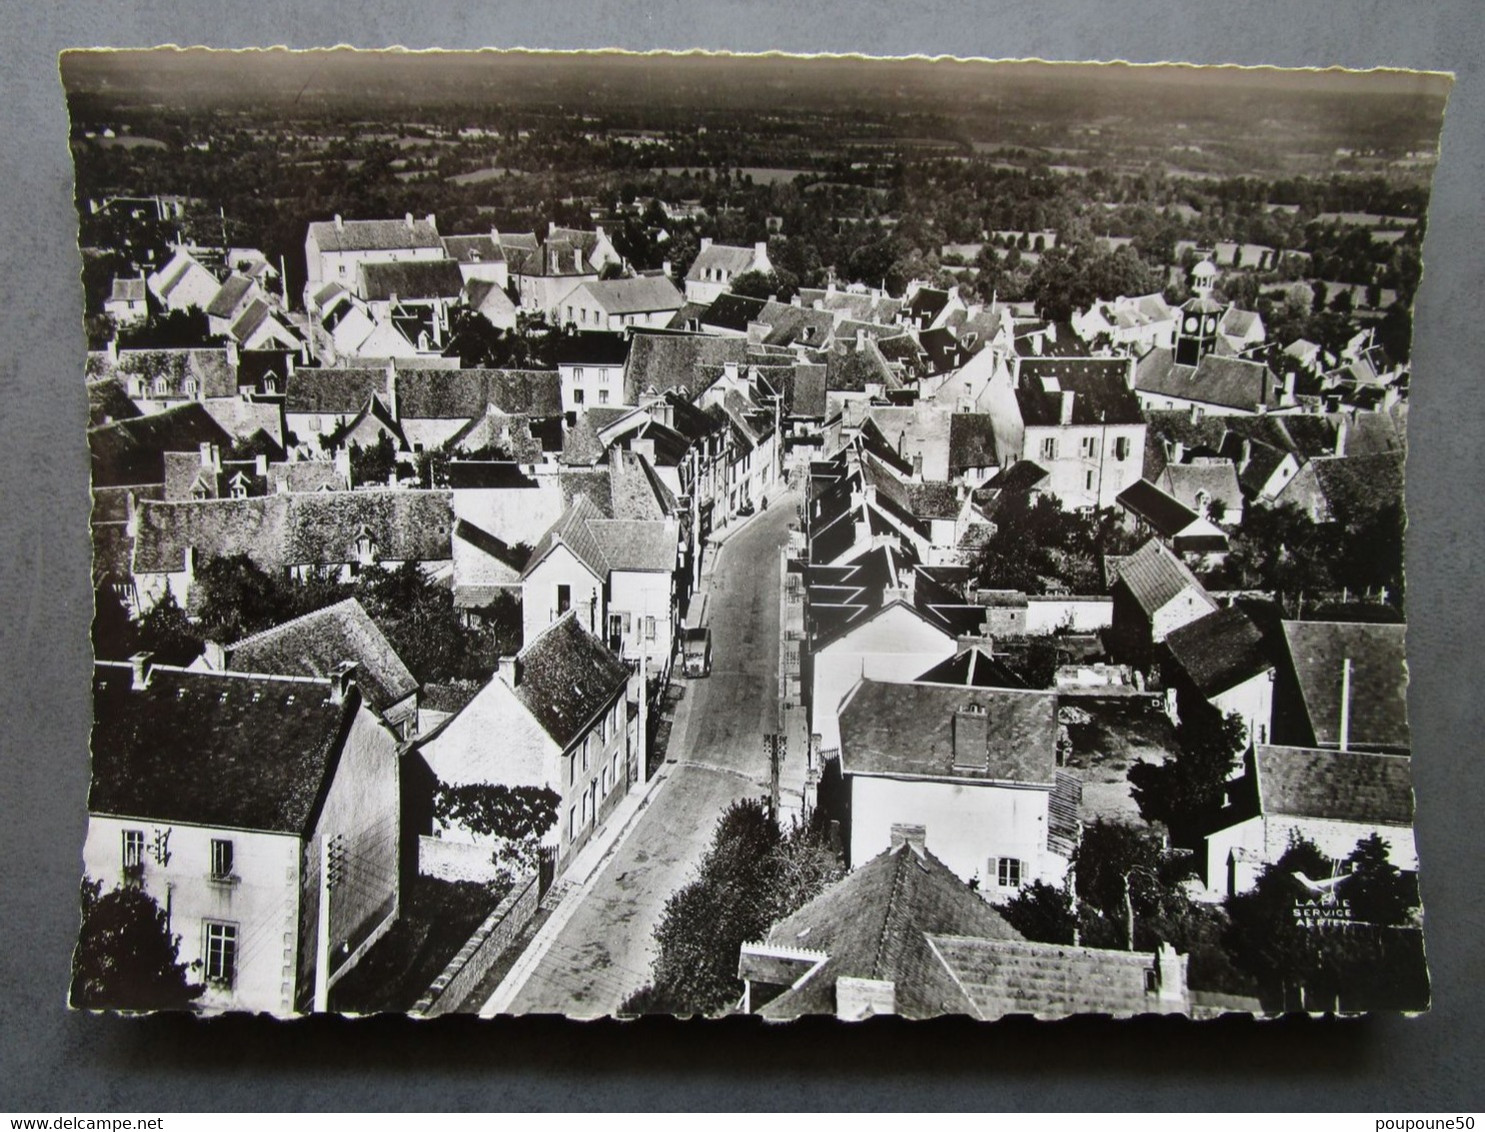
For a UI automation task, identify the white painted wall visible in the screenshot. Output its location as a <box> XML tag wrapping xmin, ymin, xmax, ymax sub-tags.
<box><xmin>521</xmin><ymin>546</ymin><xmax>605</xmax><ymax>647</ymax></box>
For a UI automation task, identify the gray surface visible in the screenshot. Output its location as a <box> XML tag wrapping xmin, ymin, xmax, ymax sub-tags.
<box><xmin>1</xmin><ymin>0</ymin><xmax>1481</xmax><ymax>1112</ymax></box>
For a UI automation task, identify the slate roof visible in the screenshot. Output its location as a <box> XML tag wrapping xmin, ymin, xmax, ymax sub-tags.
<box><xmin>108</xmin><ymin>277</ymin><xmax>146</xmax><ymax>304</ymax></box>
<box><xmin>948</xmin><ymin>413</ymin><xmax>999</xmax><ymax>471</ymax></box>
<box><xmin>1135</xmin><ymin>347</ymin><xmax>1278</xmax><ymax>413</ymax></box>
<box><xmin>225</xmin><ymin>598</ymin><xmax>417</xmax><ymax>714</ymax></box>
<box><xmin>89</xmin><ymin>403</ymin><xmax>234</xmax><ymax>488</ymax></box>
<box><xmin>919</xmin><ymin>326</ymin><xmax>971</xmax><ymax>375</ymax></box>
<box><xmin>132</xmin><ymin>490</ymin><xmax>454</xmax><ymax>574</ymax></box>
<box><xmin>89</xmin><ymin>662</ymin><xmax>357</xmax><ymax>836</ymax></box>
<box><xmin>86</xmin><ymin>347</ymin><xmax>237</xmax><ymax>401</ymax></box>
<box><xmin>229</xmin><ymin>298</ymin><xmax>277</xmax><ymax>343</ymax></box>
<box><xmin>285</xmin><ymin>367</ymin><xmax>389</xmax><ymax>416</ymax></box>
<box><xmin>554</xmin><ymin>332</ymin><xmax>631</xmax><ymax>367</ymax></box>
<box><xmin>755</xmin><ymin>843</ymin><xmax>1022</xmax><ymax>1020</ymax></box>
<box><xmin>702</xmin><ymin>292</ymin><xmax>769</xmax><ymax>332</ymax></box>
<box><xmin>358</xmin><ymin>259</ymin><xmax>466</xmax><ymax>302</ymax></box>
<box><xmin>915</xmin><ymin>647</ymin><xmax>1027</xmax><ymax>690</ymax></box>
<box><xmin>444</xmin><ymin>461</ymin><xmax>538</xmax><ymax>490</ymax></box>
<box><xmin>753</xmin><ymin>301</ymin><xmax>834</xmax><ymax>348</ymax></box>
<box><xmin>1111</xmin><ymin>538</ymin><xmax>1216</xmax><ymax>618</ymax></box>
<box><xmin>576</xmin><ymin>275</ymin><xmax>684</xmax><ymax>315</ymax></box>
<box><xmin>1015</xmin><ymin>358</ymin><xmax>1143</xmax><ymax>426</ymax></box>
<box><xmin>1164</xmin><ymin>605</ymin><xmax>1273</xmax><ymax>696</ymax></box>
<box><xmin>1280</xmin><ymin>621</ymin><xmax>1409</xmax><ymax>750</ymax></box>
<box><xmin>929</xmin><ymin>935</ymin><xmax>1185</xmax><ymax>1020</ymax></box>
<box><xmin>1159</xmin><ymin>460</ymin><xmax>1243</xmax><ymax>519</ymax></box>
<box><xmin>1308</xmin><ymin>453</ymin><xmax>1405</xmax><ymax>525</ymax></box>
<box><xmin>510</xmin><ymin>612</ymin><xmax>630</xmax><ymax>750</ymax></box>
<box><xmin>1117</xmin><ymin>479</ymin><xmax>1199</xmax><ymax>539</ymax></box>
<box><xmin>588</xmin><ymin>519</ymin><xmax>679</xmax><ymax>572</ymax></box>
<box><xmin>308</xmin><ymin>216</ymin><xmax>441</xmax><ymax>253</ymax></box>
<box><xmin>441</xmin><ymin>233</ymin><xmax>504</xmax><ymax>264</ymax></box>
<box><xmin>907</xmin><ymin>286</ymin><xmax>951</xmax><ymax>325</ymax></box>
<box><xmin>825</xmin><ymin>341</ymin><xmax>897</xmax><ymax>393</ymax></box>
<box><xmin>838</xmin><ymin>679</ymin><xmax>1058</xmax><ymax>785</ymax></box>
<box><xmin>396</xmin><ymin>368</ymin><xmax>561</xmax><ymax>419</ymax></box>
<box><xmin>1254</xmin><ymin>745</ymin><xmax>1413</xmax><ymax>826</ymax></box>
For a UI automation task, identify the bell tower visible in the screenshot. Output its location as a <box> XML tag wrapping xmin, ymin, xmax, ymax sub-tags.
<box><xmin>1175</xmin><ymin>295</ymin><xmax>1222</xmax><ymax>367</ymax></box>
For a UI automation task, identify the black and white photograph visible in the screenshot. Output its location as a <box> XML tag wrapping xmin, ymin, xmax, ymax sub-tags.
<box><xmin>62</xmin><ymin>47</ymin><xmax>1448</xmax><ymax>1022</ymax></box>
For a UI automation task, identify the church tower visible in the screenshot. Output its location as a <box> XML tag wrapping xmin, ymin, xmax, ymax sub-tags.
<box><xmin>1175</xmin><ymin>258</ymin><xmax>1222</xmax><ymax>367</ymax></box>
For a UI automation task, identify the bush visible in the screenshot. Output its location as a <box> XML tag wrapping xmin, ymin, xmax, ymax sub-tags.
<box><xmin>71</xmin><ymin>879</ymin><xmax>203</xmax><ymax>1012</ymax></box>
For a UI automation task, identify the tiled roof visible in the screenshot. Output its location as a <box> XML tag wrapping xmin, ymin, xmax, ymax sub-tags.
<box><xmin>929</xmin><ymin>935</ymin><xmax>1186</xmax><ymax>1020</ymax></box>
<box><xmin>907</xmin><ymin>286</ymin><xmax>951</xmax><ymax>323</ymax></box>
<box><xmin>358</xmin><ymin>259</ymin><xmax>466</xmax><ymax>302</ymax></box>
<box><xmin>446</xmin><ymin>409</ymin><xmax>546</xmax><ymax>464</ymax></box>
<box><xmin>205</xmin><ymin>274</ymin><xmax>254</xmax><ymax>318</ymax></box>
<box><xmin>1280</xmin><ymin>621</ymin><xmax>1409</xmax><ymax>750</ymax></box>
<box><xmin>1308</xmin><ymin>453</ymin><xmax>1405</xmax><ymax>525</ymax></box>
<box><xmin>1159</xmin><ymin>460</ymin><xmax>1243</xmax><ymax>518</ymax></box>
<box><xmin>266</xmin><ymin>460</ymin><xmax>345</xmax><ymax>494</ymax></box>
<box><xmin>396</xmin><ymin>368</ymin><xmax>561</xmax><ymax>420</ymax></box>
<box><xmin>229</xmin><ymin>298</ymin><xmax>275</xmax><ymax>343</ymax></box>
<box><xmin>132</xmin><ymin>490</ymin><xmax>453</xmax><ymax>574</ymax></box>
<box><xmin>554</xmin><ymin>331</ymin><xmax>631</xmax><ymax>367</ymax></box>
<box><xmin>511</xmin><ymin>612</ymin><xmax>630</xmax><ymax>750</ymax></box>
<box><xmin>1015</xmin><ymin>358</ymin><xmax>1143</xmax><ymax>426</ymax></box>
<box><xmin>89</xmin><ymin>403</ymin><xmax>234</xmax><ymax>488</ymax></box>
<box><xmin>701</xmin><ymin>292</ymin><xmax>769</xmax><ymax>332</ymax></box>
<box><xmin>225</xmin><ymin>597</ymin><xmax>417</xmax><ymax>714</ymax></box>
<box><xmin>1255</xmin><ymin>744</ymin><xmax>1413</xmax><ymax>825</ymax></box>
<box><xmin>87</xmin><ymin>377</ymin><xmax>142</xmax><ymax>428</ymax></box>
<box><xmin>453</xmin><ymin>517</ymin><xmax>528</xmax><ymax>577</ymax></box>
<box><xmin>576</xmin><ymin>275</ymin><xmax>683</xmax><ymax>315</ymax></box>
<box><xmin>560</xmin><ymin>411</ymin><xmax>607</xmax><ymax>467</ymax></box>
<box><xmin>687</xmin><ymin>242</ymin><xmax>761</xmax><ymax>280</ymax></box>
<box><xmin>914</xmin><ymin>646</ymin><xmax>1027</xmax><ymax>690</ymax></box>
<box><xmin>623</xmin><ymin>333</ymin><xmax>749</xmax><ymax>402</ymax></box>
<box><xmin>1111</xmin><ymin>538</ymin><xmax>1216</xmax><ymax>618</ymax></box>
<box><xmin>1219</xmin><ymin>307</ymin><xmax>1262</xmax><ymax>338</ymax></box>
<box><xmin>86</xmin><ymin>347</ymin><xmax>237</xmax><ymax>401</ymax></box>
<box><xmin>441</xmin><ymin>234</ymin><xmax>504</xmax><ymax>264</ymax></box>
<box><xmin>108</xmin><ymin>276</ymin><xmax>146</xmax><ymax>303</ymax></box>
<box><xmin>1135</xmin><ymin>347</ymin><xmax>1278</xmax><ymax>413</ymax></box>
<box><xmin>285</xmin><ymin>366</ymin><xmax>389</xmax><ymax>415</ymax></box>
<box><xmin>825</xmin><ymin>340</ymin><xmax>896</xmax><ymax>393</ymax></box>
<box><xmin>919</xmin><ymin>326</ymin><xmax>971</xmax><ymax>375</ymax></box>
<box><xmin>308</xmin><ymin>216</ymin><xmax>441</xmax><ymax>253</ymax></box>
<box><xmin>1164</xmin><ymin>605</ymin><xmax>1273</xmax><ymax>696</ymax></box>
<box><xmin>444</xmin><ymin>460</ymin><xmax>539</xmax><ymax>490</ymax></box>
<box><xmin>753</xmin><ymin>301</ymin><xmax>834</xmax><ymax>348</ymax></box>
<box><xmin>798</xmin><ymin>287</ymin><xmax>903</xmax><ymax>324</ymax></box>
<box><xmin>755</xmin><ymin>843</ymin><xmax>1022</xmax><ymax>1020</ymax></box>
<box><xmin>588</xmin><ymin>519</ymin><xmax>679</xmax><ymax>572</ymax></box>
<box><xmin>89</xmin><ymin>663</ymin><xmax>357</xmax><ymax>836</ymax></box>
<box><xmin>838</xmin><ymin>678</ymin><xmax>1058</xmax><ymax>785</ymax></box>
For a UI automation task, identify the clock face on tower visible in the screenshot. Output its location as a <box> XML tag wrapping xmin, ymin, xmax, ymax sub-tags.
<box><xmin>1184</xmin><ymin>315</ymin><xmax>1198</xmax><ymax>333</ymax></box>
<box><xmin>1204</xmin><ymin>315</ymin><xmax>1217</xmax><ymax>334</ymax></box>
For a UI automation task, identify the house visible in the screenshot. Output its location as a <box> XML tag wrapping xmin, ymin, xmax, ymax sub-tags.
<box><xmin>505</xmin><ymin>231</ymin><xmax>603</xmax><ymax>318</ymax></box>
<box><xmin>1072</xmin><ymin>293</ymin><xmax>1176</xmax><ymax>352</ymax></box>
<box><xmin>831</xmin><ymin>678</ymin><xmax>1073</xmax><ymax>892</ymax></box>
<box><xmin>697</xmin><ymin>292</ymin><xmax>768</xmax><ymax>337</ymax></box>
<box><xmin>356</xmin><ymin>259</ymin><xmax>466</xmax><ymax>350</ymax></box>
<box><xmin>1161</xmin><ymin>605</ymin><xmax>1276</xmax><ymax>743</ymax></box>
<box><xmin>201</xmin><ymin>597</ymin><xmax>420</xmax><ymax>739</ymax></box>
<box><xmin>739</xmin><ymin>839</ymin><xmax>1190</xmax><ymax>1020</ymax></box>
<box><xmin>1115</xmin><ymin>478</ymin><xmax>1229</xmax><ymax>563</ymax></box>
<box><xmin>87</xmin><ymin>344</ymin><xmax>237</xmax><ymax>407</ymax></box>
<box><xmin>1272</xmin><ymin>620</ymin><xmax>1408</xmax><ymax>754</ymax></box>
<box><xmin>1000</xmin><ymin>357</ymin><xmax>1147</xmax><ymax>511</ymax></box>
<box><xmin>104</xmin><ymin>277</ymin><xmax>148</xmax><ymax>325</ymax></box>
<box><xmin>463</xmin><ymin>278</ymin><xmax>520</xmax><ymax>331</ymax></box>
<box><xmin>555</xmin><ymin>332</ymin><xmax>632</xmax><ymax>412</ymax></box>
<box><xmin>129</xmin><ymin>490</ymin><xmax>455</xmax><ymax>613</ymax></box>
<box><xmin>1217</xmin><ymin>307</ymin><xmax>1266</xmax><ymax>354</ymax></box>
<box><xmin>284</xmin><ymin>366</ymin><xmax>392</xmax><ymax>444</ymax></box>
<box><xmin>1135</xmin><ymin>348</ymin><xmax>1290</xmax><ymax>417</ymax></box>
<box><xmin>416</xmin><ymin>611</ymin><xmax>632</xmax><ymax>876</ymax></box>
<box><xmin>146</xmin><ymin>247</ymin><xmax>221</xmax><ymax>313</ymax></box>
<box><xmin>83</xmin><ymin>658</ymin><xmax>401</xmax><ymax>1014</ymax></box>
<box><xmin>1201</xmin><ymin>744</ymin><xmax>1416</xmax><ymax>897</ymax></box>
<box><xmin>227</xmin><ymin>297</ymin><xmax>303</xmax><ymax>352</ymax></box>
<box><xmin>546</xmin><ymin>223</ymin><xmax>622</xmax><ymax>275</ymax></box>
<box><xmin>394</xmin><ymin>368</ymin><xmax>563</xmax><ymax>451</ymax></box>
<box><xmin>1108</xmin><ymin>538</ymin><xmax>1219</xmax><ymax>663</ymax></box>
<box><xmin>89</xmin><ymin>403</ymin><xmax>234</xmax><ymax>489</ymax></box>
<box><xmin>560</xmin><ymin>276</ymin><xmax>684</xmax><ymax>332</ymax></box>
<box><xmin>684</xmin><ymin>239</ymin><xmax>772</xmax><ymax>304</ymax></box>
<box><xmin>621</xmin><ymin>332</ymin><xmax>749</xmax><ymax>404</ymax></box>
<box><xmin>305</xmin><ymin>214</ymin><xmax>444</xmax><ymax>299</ymax></box>
<box><xmin>205</xmin><ymin>273</ymin><xmax>264</xmax><ymax>337</ymax></box>
<box><xmin>520</xmin><ymin>494</ymin><xmax>679</xmax><ymax>670</ymax></box>
<box><xmin>1157</xmin><ymin>458</ymin><xmax>1244</xmax><ymax>526</ymax></box>
<box><xmin>441</xmin><ymin>231</ymin><xmax>508</xmax><ymax>289</ymax></box>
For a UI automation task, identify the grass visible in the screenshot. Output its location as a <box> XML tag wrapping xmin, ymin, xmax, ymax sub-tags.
<box><xmin>327</xmin><ymin>875</ymin><xmax>508</xmax><ymax>1015</ymax></box>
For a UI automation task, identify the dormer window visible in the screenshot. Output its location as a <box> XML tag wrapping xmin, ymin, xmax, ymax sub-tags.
<box><xmin>183</xmin><ymin>379</ymin><xmax>197</xmax><ymax>396</ymax></box>
<box><xmin>355</xmin><ymin>529</ymin><xmax>377</xmax><ymax>566</ymax></box>
<box><xmin>263</xmin><ymin>376</ymin><xmax>278</xmax><ymax>395</ymax></box>
<box><xmin>153</xmin><ymin>377</ymin><xmax>169</xmax><ymax>396</ymax></box>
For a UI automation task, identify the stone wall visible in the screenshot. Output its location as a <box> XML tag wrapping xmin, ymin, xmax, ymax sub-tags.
<box><xmin>411</xmin><ymin>872</ymin><xmax>539</xmax><ymax>1017</ymax></box>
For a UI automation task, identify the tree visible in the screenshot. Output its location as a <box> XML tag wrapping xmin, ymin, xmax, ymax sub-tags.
<box><xmin>1343</xmin><ymin>834</ymin><xmax>1417</xmax><ymax>927</ymax></box>
<box><xmin>71</xmin><ymin>879</ymin><xmax>203</xmax><ymax>1011</ymax></box>
<box><xmin>134</xmin><ymin>589</ymin><xmax>205</xmax><ymax>665</ymax></box>
<box><xmin>728</xmin><ymin>267</ymin><xmax>799</xmax><ymax>303</ymax></box>
<box><xmin>624</xmin><ymin>799</ymin><xmax>842</xmax><ymax>1015</ymax></box>
<box><xmin>1072</xmin><ymin>819</ymin><xmax>1196</xmax><ymax>951</ymax></box>
<box><xmin>348</xmin><ymin>432</ymin><xmax>399</xmax><ymax>487</ymax></box>
<box><xmin>1127</xmin><ymin>703</ymin><xmax>1247</xmax><ymax>843</ymax></box>
<box><xmin>996</xmin><ymin>880</ymin><xmax>1076</xmax><ymax>944</ymax></box>
<box><xmin>193</xmin><ymin>553</ymin><xmax>304</xmax><ymax>643</ymax></box>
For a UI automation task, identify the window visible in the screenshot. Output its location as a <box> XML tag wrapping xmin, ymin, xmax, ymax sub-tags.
<box><xmin>1114</xmin><ymin>436</ymin><xmax>1131</xmax><ymax>461</ymax></box>
<box><xmin>995</xmin><ymin>858</ymin><xmax>1023</xmax><ymax>888</ymax></box>
<box><xmin>204</xmin><ymin>922</ymin><xmax>238</xmax><ymax>985</ymax></box>
<box><xmin>557</xmin><ymin>584</ymin><xmax>571</xmax><ymax>616</ymax></box>
<box><xmin>153</xmin><ymin>377</ymin><xmax>169</xmax><ymax>396</ymax></box>
<box><xmin>1085</xmin><ymin>470</ymin><xmax>1096</xmax><ymax>493</ymax></box>
<box><xmin>566</xmin><ymin>306</ymin><xmax>574</xmax><ymax>322</ymax></box>
<box><xmin>183</xmin><ymin>379</ymin><xmax>198</xmax><ymax>396</ymax></box>
<box><xmin>210</xmin><ymin>838</ymin><xmax>234</xmax><ymax>881</ymax></box>
<box><xmin>1080</xmin><ymin>436</ymin><xmax>1097</xmax><ymax>459</ymax></box>
<box><xmin>1040</xmin><ymin>437</ymin><xmax>1058</xmax><ymax>461</ymax></box>
<box><xmin>644</xmin><ymin>616</ymin><xmax>656</xmax><ymax>642</ymax></box>
<box><xmin>573</xmin><ymin>366</ymin><xmax>585</xmax><ymax>380</ymax></box>
<box><xmin>598</xmin><ymin>388</ymin><xmax>609</xmax><ymax>404</ymax></box>
<box><xmin>568</xmin><ymin>806</ymin><xmax>577</xmax><ymax>841</ymax></box>
<box><xmin>573</xmin><ymin>388</ymin><xmax>585</xmax><ymax>405</ymax></box>
<box><xmin>610</xmin><ymin>751</ymin><xmax>619</xmax><ymax>785</ymax></box>
<box><xmin>568</xmin><ymin>752</ymin><xmax>577</xmax><ymax>787</ymax></box>
<box><xmin>582</xmin><ymin>734</ymin><xmax>591</xmax><ymax>772</ymax></box>
<box><xmin>122</xmin><ymin>829</ymin><xmax>144</xmax><ymax>869</ymax></box>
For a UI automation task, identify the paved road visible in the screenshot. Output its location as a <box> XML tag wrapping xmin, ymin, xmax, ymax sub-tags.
<box><xmin>503</xmin><ymin>492</ymin><xmax>797</xmax><ymax>1017</ymax></box>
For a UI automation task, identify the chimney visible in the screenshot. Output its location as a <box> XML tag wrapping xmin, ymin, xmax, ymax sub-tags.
<box><xmin>1155</xmin><ymin>943</ymin><xmax>1187</xmax><ymax>1004</ymax></box>
<box><xmin>912</xmin><ymin>452</ymin><xmax>924</xmax><ymax>480</ymax></box>
<box><xmin>952</xmin><ymin>704</ymin><xmax>990</xmax><ymax>769</ymax></box>
<box><xmin>723</xmin><ymin>361</ymin><xmax>739</xmax><ymax>383</ymax></box>
<box><xmin>129</xmin><ymin>651</ymin><xmax>154</xmax><ymax>690</ymax></box>
<box><xmin>498</xmin><ymin>655</ymin><xmax>522</xmax><ymax>687</ymax></box>
<box><xmin>856</xmin><ymin>328</ymin><xmax>867</xmax><ymax>352</ymax></box>
<box><xmin>661</xmin><ymin>259</ymin><xmax>672</xmax><ymax>278</ymax></box>
<box><xmin>1282</xmin><ymin>369</ymin><xmax>1297</xmax><ymax>406</ymax></box>
<box><xmin>595</xmin><ymin>225</ymin><xmax>606</xmax><ymax>241</ymax></box>
<box><xmin>286</xmin><ymin>351</ymin><xmax>297</xmax><ymax>377</ymax></box>
<box><xmin>201</xmin><ymin>640</ymin><xmax>225</xmax><ymax>671</ymax></box>
<box><xmin>330</xmin><ymin>660</ymin><xmax>358</xmax><ymax>705</ymax></box>
<box><xmin>574</xmin><ymin>248</ymin><xmax>583</xmax><ymax>273</ymax></box>
<box><xmin>225</xmin><ymin>339</ymin><xmax>239</xmax><ymax>370</ymax></box>
<box><xmin>405</xmin><ymin>212</ymin><xmax>415</xmax><ymax>229</ymax></box>
<box><xmin>1059</xmin><ymin>389</ymin><xmax>1075</xmax><ymax>426</ymax></box>
<box><xmin>1334</xmin><ymin>415</ymin><xmax>1348</xmax><ymax>458</ymax></box>
<box><xmin>200</xmin><ymin>442</ymin><xmax>220</xmax><ymax>472</ymax></box>
<box><xmin>426</xmin><ymin>213</ymin><xmax>436</xmax><ymax>229</ymax></box>
<box><xmin>105</xmin><ymin>336</ymin><xmax>118</xmax><ymax>363</ymax></box>
<box><xmin>183</xmin><ymin>545</ymin><xmax>196</xmax><ymax>580</ymax></box>
<box><xmin>254</xmin><ymin>453</ymin><xmax>269</xmax><ymax>477</ymax></box>
<box><xmin>700</xmin><ymin>237</ymin><xmax>712</xmax><ymax>252</ymax></box>
<box><xmin>1170</xmin><ymin>439</ymin><xmax>1186</xmax><ymax>465</ymax></box>
<box><xmin>1338</xmin><ymin>656</ymin><xmax>1352</xmax><ymax>752</ymax></box>
<box><xmin>755</xmin><ymin>241</ymin><xmax>768</xmax><ymax>260</ymax></box>
<box><xmin>548</xmin><ymin>220</ymin><xmax>557</xmax><ymax>237</ymax></box>
<box><xmin>334</xmin><ymin>214</ymin><xmax>344</xmax><ymax>231</ymax></box>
